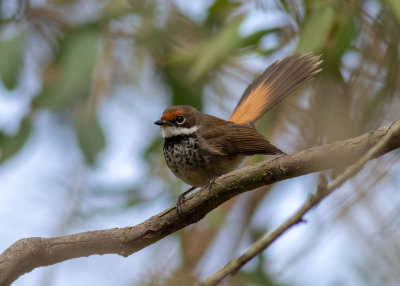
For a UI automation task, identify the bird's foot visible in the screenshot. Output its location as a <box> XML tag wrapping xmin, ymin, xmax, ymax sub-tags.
<box><xmin>205</xmin><ymin>177</ymin><xmax>217</xmax><ymax>191</ymax></box>
<box><xmin>176</xmin><ymin>186</ymin><xmax>197</xmax><ymax>216</ymax></box>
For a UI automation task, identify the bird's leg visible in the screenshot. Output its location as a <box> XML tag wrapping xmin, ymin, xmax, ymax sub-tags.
<box><xmin>176</xmin><ymin>178</ymin><xmax>217</xmax><ymax>215</ymax></box>
<box><xmin>205</xmin><ymin>177</ymin><xmax>217</xmax><ymax>191</ymax></box>
<box><xmin>177</xmin><ymin>186</ymin><xmax>197</xmax><ymax>216</ymax></box>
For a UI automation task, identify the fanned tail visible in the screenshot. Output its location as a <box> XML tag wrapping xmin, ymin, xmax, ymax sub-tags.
<box><xmin>229</xmin><ymin>53</ymin><xmax>322</xmax><ymax>124</ymax></box>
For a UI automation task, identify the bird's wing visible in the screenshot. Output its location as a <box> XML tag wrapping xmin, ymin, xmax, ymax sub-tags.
<box><xmin>200</xmin><ymin>116</ymin><xmax>284</xmax><ymax>156</ymax></box>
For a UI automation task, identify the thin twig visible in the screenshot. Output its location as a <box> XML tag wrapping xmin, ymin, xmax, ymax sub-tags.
<box><xmin>199</xmin><ymin>121</ymin><xmax>400</xmax><ymax>286</ymax></box>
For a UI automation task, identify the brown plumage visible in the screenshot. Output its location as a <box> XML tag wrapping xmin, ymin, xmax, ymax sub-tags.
<box><xmin>199</xmin><ymin>114</ymin><xmax>284</xmax><ymax>156</ymax></box>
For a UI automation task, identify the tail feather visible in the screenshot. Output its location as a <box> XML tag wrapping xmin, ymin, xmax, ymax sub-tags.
<box><xmin>229</xmin><ymin>53</ymin><xmax>322</xmax><ymax>124</ymax></box>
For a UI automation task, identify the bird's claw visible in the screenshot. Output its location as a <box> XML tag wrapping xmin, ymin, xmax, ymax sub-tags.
<box><xmin>206</xmin><ymin>177</ymin><xmax>217</xmax><ymax>191</ymax></box>
<box><xmin>176</xmin><ymin>186</ymin><xmax>197</xmax><ymax>216</ymax></box>
<box><xmin>176</xmin><ymin>194</ymin><xmax>185</xmax><ymax>216</ymax></box>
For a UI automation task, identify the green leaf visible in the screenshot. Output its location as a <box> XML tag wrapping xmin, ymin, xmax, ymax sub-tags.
<box><xmin>387</xmin><ymin>0</ymin><xmax>400</xmax><ymax>23</ymax></box>
<box><xmin>240</xmin><ymin>28</ymin><xmax>280</xmax><ymax>49</ymax></box>
<box><xmin>162</xmin><ymin>64</ymin><xmax>204</xmax><ymax>109</ymax></box>
<box><xmin>75</xmin><ymin>108</ymin><xmax>106</xmax><ymax>164</ymax></box>
<box><xmin>34</xmin><ymin>28</ymin><xmax>99</xmax><ymax>109</ymax></box>
<box><xmin>206</xmin><ymin>0</ymin><xmax>235</xmax><ymax>27</ymax></box>
<box><xmin>297</xmin><ymin>4</ymin><xmax>336</xmax><ymax>53</ymax></box>
<box><xmin>0</xmin><ymin>117</ymin><xmax>31</xmax><ymax>163</ymax></box>
<box><xmin>187</xmin><ymin>16</ymin><xmax>244</xmax><ymax>81</ymax></box>
<box><xmin>0</xmin><ymin>32</ymin><xmax>25</xmax><ymax>90</ymax></box>
<box><xmin>328</xmin><ymin>16</ymin><xmax>357</xmax><ymax>68</ymax></box>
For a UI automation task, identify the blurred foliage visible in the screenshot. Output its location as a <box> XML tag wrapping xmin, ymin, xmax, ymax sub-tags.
<box><xmin>74</xmin><ymin>105</ymin><xmax>106</xmax><ymax>164</ymax></box>
<box><xmin>0</xmin><ymin>31</ymin><xmax>25</xmax><ymax>90</ymax></box>
<box><xmin>34</xmin><ymin>27</ymin><xmax>100</xmax><ymax>110</ymax></box>
<box><xmin>1</xmin><ymin>0</ymin><xmax>400</xmax><ymax>285</ymax></box>
<box><xmin>0</xmin><ymin>116</ymin><xmax>31</xmax><ymax>163</ymax></box>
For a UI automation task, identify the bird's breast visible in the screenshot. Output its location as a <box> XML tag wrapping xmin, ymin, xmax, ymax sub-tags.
<box><xmin>162</xmin><ymin>134</ymin><xmax>243</xmax><ymax>187</ymax></box>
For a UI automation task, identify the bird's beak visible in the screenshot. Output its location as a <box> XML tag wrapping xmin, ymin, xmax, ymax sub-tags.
<box><xmin>154</xmin><ymin>119</ymin><xmax>167</xmax><ymax>126</ymax></box>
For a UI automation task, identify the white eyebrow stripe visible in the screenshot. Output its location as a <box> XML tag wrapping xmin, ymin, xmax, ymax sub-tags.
<box><xmin>162</xmin><ymin>126</ymin><xmax>199</xmax><ymax>138</ymax></box>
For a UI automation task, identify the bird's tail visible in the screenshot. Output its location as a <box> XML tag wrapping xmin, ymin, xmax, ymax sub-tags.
<box><xmin>229</xmin><ymin>53</ymin><xmax>322</xmax><ymax>124</ymax></box>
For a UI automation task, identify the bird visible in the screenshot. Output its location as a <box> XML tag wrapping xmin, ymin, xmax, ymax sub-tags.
<box><xmin>154</xmin><ymin>53</ymin><xmax>321</xmax><ymax>214</ymax></box>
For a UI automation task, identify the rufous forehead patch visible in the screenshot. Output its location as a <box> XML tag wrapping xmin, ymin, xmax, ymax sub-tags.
<box><xmin>161</xmin><ymin>109</ymin><xmax>184</xmax><ymax>121</ymax></box>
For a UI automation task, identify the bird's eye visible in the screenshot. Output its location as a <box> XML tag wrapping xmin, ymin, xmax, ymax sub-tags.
<box><xmin>175</xmin><ymin>116</ymin><xmax>185</xmax><ymax>124</ymax></box>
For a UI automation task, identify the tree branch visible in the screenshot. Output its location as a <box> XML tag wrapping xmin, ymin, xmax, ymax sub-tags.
<box><xmin>199</xmin><ymin>120</ymin><xmax>400</xmax><ymax>286</ymax></box>
<box><xmin>1</xmin><ymin>121</ymin><xmax>400</xmax><ymax>285</ymax></box>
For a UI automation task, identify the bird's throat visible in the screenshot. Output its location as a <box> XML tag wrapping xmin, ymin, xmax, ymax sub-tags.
<box><xmin>161</xmin><ymin>126</ymin><xmax>199</xmax><ymax>138</ymax></box>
